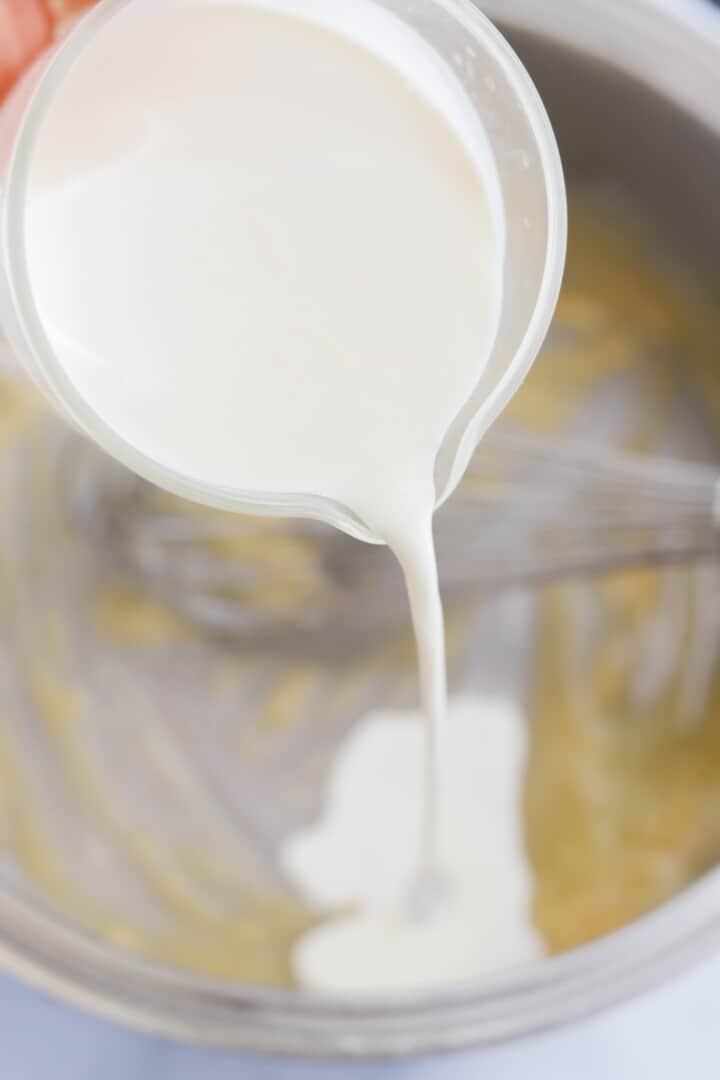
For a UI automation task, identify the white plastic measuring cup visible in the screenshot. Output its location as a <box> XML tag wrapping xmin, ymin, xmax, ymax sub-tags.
<box><xmin>0</xmin><ymin>0</ymin><xmax>566</xmax><ymax>543</ymax></box>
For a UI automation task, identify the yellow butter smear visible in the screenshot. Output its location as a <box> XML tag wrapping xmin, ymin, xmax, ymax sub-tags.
<box><xmin>0</xmin><ymin>377</ymin><xmax>315</xmax><ymax>983</ymax></box>
<box><xmin>523</xmin><ymin>197</ymin><xmax>720</xmax><ymax>951</ymax></box>
<box><xmin>0</xmin><ymin>194</ymin><xmax>719</xmax><ymax>984</ymax></box>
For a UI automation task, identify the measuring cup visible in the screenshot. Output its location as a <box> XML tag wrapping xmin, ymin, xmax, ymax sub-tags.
<box><xmin>0</xmin><ymin>0</ymin><xmax>566</xmax><ymax>544</ymax></box>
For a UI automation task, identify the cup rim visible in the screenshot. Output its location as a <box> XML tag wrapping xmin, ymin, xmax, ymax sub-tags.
<box><xmin>434</xmin><ymin>0</ymin><xmax>567</xmax><ymax>508</ymax></box>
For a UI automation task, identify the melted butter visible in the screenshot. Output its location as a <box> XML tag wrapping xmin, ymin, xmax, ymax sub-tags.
<box><xmin>0</xmin><ymin>378</ymin><xmax>314</xmax><ymax>981</ymax></box>
<box><xmin>93</xmin><ymin>581</ymin><xmax>193</xmax><ymax>646</ymax></box>
<box><xmin>526</xmin><ymin>573</ymin><xmax>720</xmax><ymax>952</ymax></box>
<box><xmin>505</xmin><ymin>202</ymin><xmax>694</xmax><ymax>436</ymax></box>
<box><xmin>521</xmin><ymin>199</ymin><xmax>720</xmax><ymax>951</ymax></box>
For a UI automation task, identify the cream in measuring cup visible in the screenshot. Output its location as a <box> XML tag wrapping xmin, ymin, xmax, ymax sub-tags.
<box><xmin>12</xmin><ymin>0</ymin><xmax>565</xmax><ymax>991</ymax></box>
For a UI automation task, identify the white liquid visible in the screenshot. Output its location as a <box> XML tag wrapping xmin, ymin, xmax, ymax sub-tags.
<box><xmin>284</xmin><ymin>696</ymin><xmax>544</xmax><ymax>994</ymax></box>
<box><xmin>24</xmin><ymin>1</ymin><xmax>508</xmax><ymax>987</ymax></box>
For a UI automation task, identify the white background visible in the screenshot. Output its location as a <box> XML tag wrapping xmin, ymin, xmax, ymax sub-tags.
<box><xmin>0</xmin><ymin>953</ymin><xmax>719</xmax><ymax>1077</ymax></box>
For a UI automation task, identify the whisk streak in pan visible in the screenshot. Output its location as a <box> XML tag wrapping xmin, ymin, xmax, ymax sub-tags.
<box><xmin>60</xmin><ymin>426</ymin><xmax>720</xmax><ymax>638</ymax></box>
